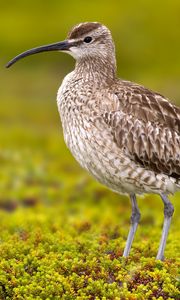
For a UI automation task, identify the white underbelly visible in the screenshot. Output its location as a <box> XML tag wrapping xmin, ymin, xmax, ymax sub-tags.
<box><xmin>63</xmin><ymin>120</ymin><xmax>178</xmax><ymax>195</ymax></box>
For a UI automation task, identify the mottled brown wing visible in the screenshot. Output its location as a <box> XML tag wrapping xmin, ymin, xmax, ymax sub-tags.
<box><xmin>102</xmin><ymin>81</ymin><xmax>180</xmax><ymax>179</ymax></box>
<box><xmin>113</xmin><ymin>79</ymin><xmax>180</xmax><ymax>133</ymax></box>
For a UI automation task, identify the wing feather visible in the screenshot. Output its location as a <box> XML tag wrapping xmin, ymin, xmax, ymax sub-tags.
<box><xmin>112</xmin><ymin>79</ymin><xmax>180</xmax><ymax>133</ymax></box>
<box><xmin>102</xmin><ymin>80</ymin><xmax>180</xmax><ymax>179</ymax></box>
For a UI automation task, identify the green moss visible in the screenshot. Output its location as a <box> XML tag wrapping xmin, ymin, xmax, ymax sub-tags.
<box><xmin>0</xmin><ymin>183</ymin><xmax>179</xmax><ymax>299</ymax></box>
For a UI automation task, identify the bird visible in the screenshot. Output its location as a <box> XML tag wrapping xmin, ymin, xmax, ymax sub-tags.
<box><xmin>6</xmin><ymin>22</ymin><xmax>180</xmax><ymax>261</ymax></box>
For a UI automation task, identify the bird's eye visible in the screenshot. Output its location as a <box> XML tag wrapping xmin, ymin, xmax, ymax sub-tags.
<box><xmin>83</xmin><ymin>36</ymin><xmax>92</xmax><ymax>43</ymax></box>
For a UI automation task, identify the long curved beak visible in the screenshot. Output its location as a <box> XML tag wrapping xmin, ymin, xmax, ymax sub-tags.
<box><xmin>6</xmin><ymin>40</ymin><xmax>70</xmax><ymax>68</ymax></box>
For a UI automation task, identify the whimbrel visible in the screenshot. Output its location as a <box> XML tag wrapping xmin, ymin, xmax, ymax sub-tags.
<box><xmin>6</xmin><ymin>22</ymin><xmax>180</xmax><ymax>260</ymax></box>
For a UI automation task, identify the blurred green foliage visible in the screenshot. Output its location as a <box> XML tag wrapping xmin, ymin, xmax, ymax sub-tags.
<box><xmin>0</xmin><ymin>1</ymin><xmax>180</xmax><ymax>299</ymax></box>
<box><xmin>1</xmin><ymin>0</ymin><xmax>180</xmax><ymax>98</ymax></box>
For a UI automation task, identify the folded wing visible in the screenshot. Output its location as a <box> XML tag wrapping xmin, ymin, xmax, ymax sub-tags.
<box><xmin>102</xmin><ymin>80</ymin><xmax>180</xmax><ymax>179</ymax></box>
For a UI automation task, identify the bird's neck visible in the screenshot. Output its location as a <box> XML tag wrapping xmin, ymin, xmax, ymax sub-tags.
<box><xmin>74</xmin><ymin>55</ymin><xmax>117</xmax><ymax>85</ymax></box>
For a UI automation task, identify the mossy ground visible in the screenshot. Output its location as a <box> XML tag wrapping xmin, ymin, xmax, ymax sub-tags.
<box><xmin>0</xmin><ymin>97</ymin><xmax>179</xmax><ymax>299</ymax></box>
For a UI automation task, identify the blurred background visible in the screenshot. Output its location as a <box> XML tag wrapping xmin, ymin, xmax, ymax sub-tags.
<box><xmin>0</xmin><ymin>0</ymin><xmax>180</xmax><ymax>215</ymax></box>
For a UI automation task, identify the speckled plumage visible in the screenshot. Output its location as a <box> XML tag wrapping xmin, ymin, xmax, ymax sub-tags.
<box><xmin>6</xmin><ymin>22</ymin><xmax>180</xmax><ymax>260</ymax></box>
<box><xmin>56</xmin><ymin>23</ymin><xmax>179</xmax><ymax>260</ymax></box>
<box><xmin>57</xmin><ymin>25</ymin><xmax>180</xmax><ymax>196</ymax></box>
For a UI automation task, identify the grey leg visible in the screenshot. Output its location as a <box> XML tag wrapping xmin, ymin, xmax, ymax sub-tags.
<box><xmin>156</xmin><ymin>194</ymin><xmax>174</xmax><ymax>261</ymax></box>
<box><xmin>123</xmin><ymin>193</ymin><xmax>141</xmax><ymax>257</ymax></box>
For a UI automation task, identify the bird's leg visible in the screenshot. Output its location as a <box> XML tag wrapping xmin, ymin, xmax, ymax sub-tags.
<box><xmin>123</xmin><ymin>193</ymin><xmax>141</xmax><ymax>257</ymax></box>
<box><xmin>156</xmin><ymin>194</ymin><xmax>174</xmax><ymax>261</ymax></box>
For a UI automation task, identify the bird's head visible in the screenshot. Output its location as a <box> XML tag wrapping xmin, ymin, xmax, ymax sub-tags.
<box><xmin>6</xmin><ymin>22</ymin><xmax>115</xmax><ymax>68</ymax></box>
